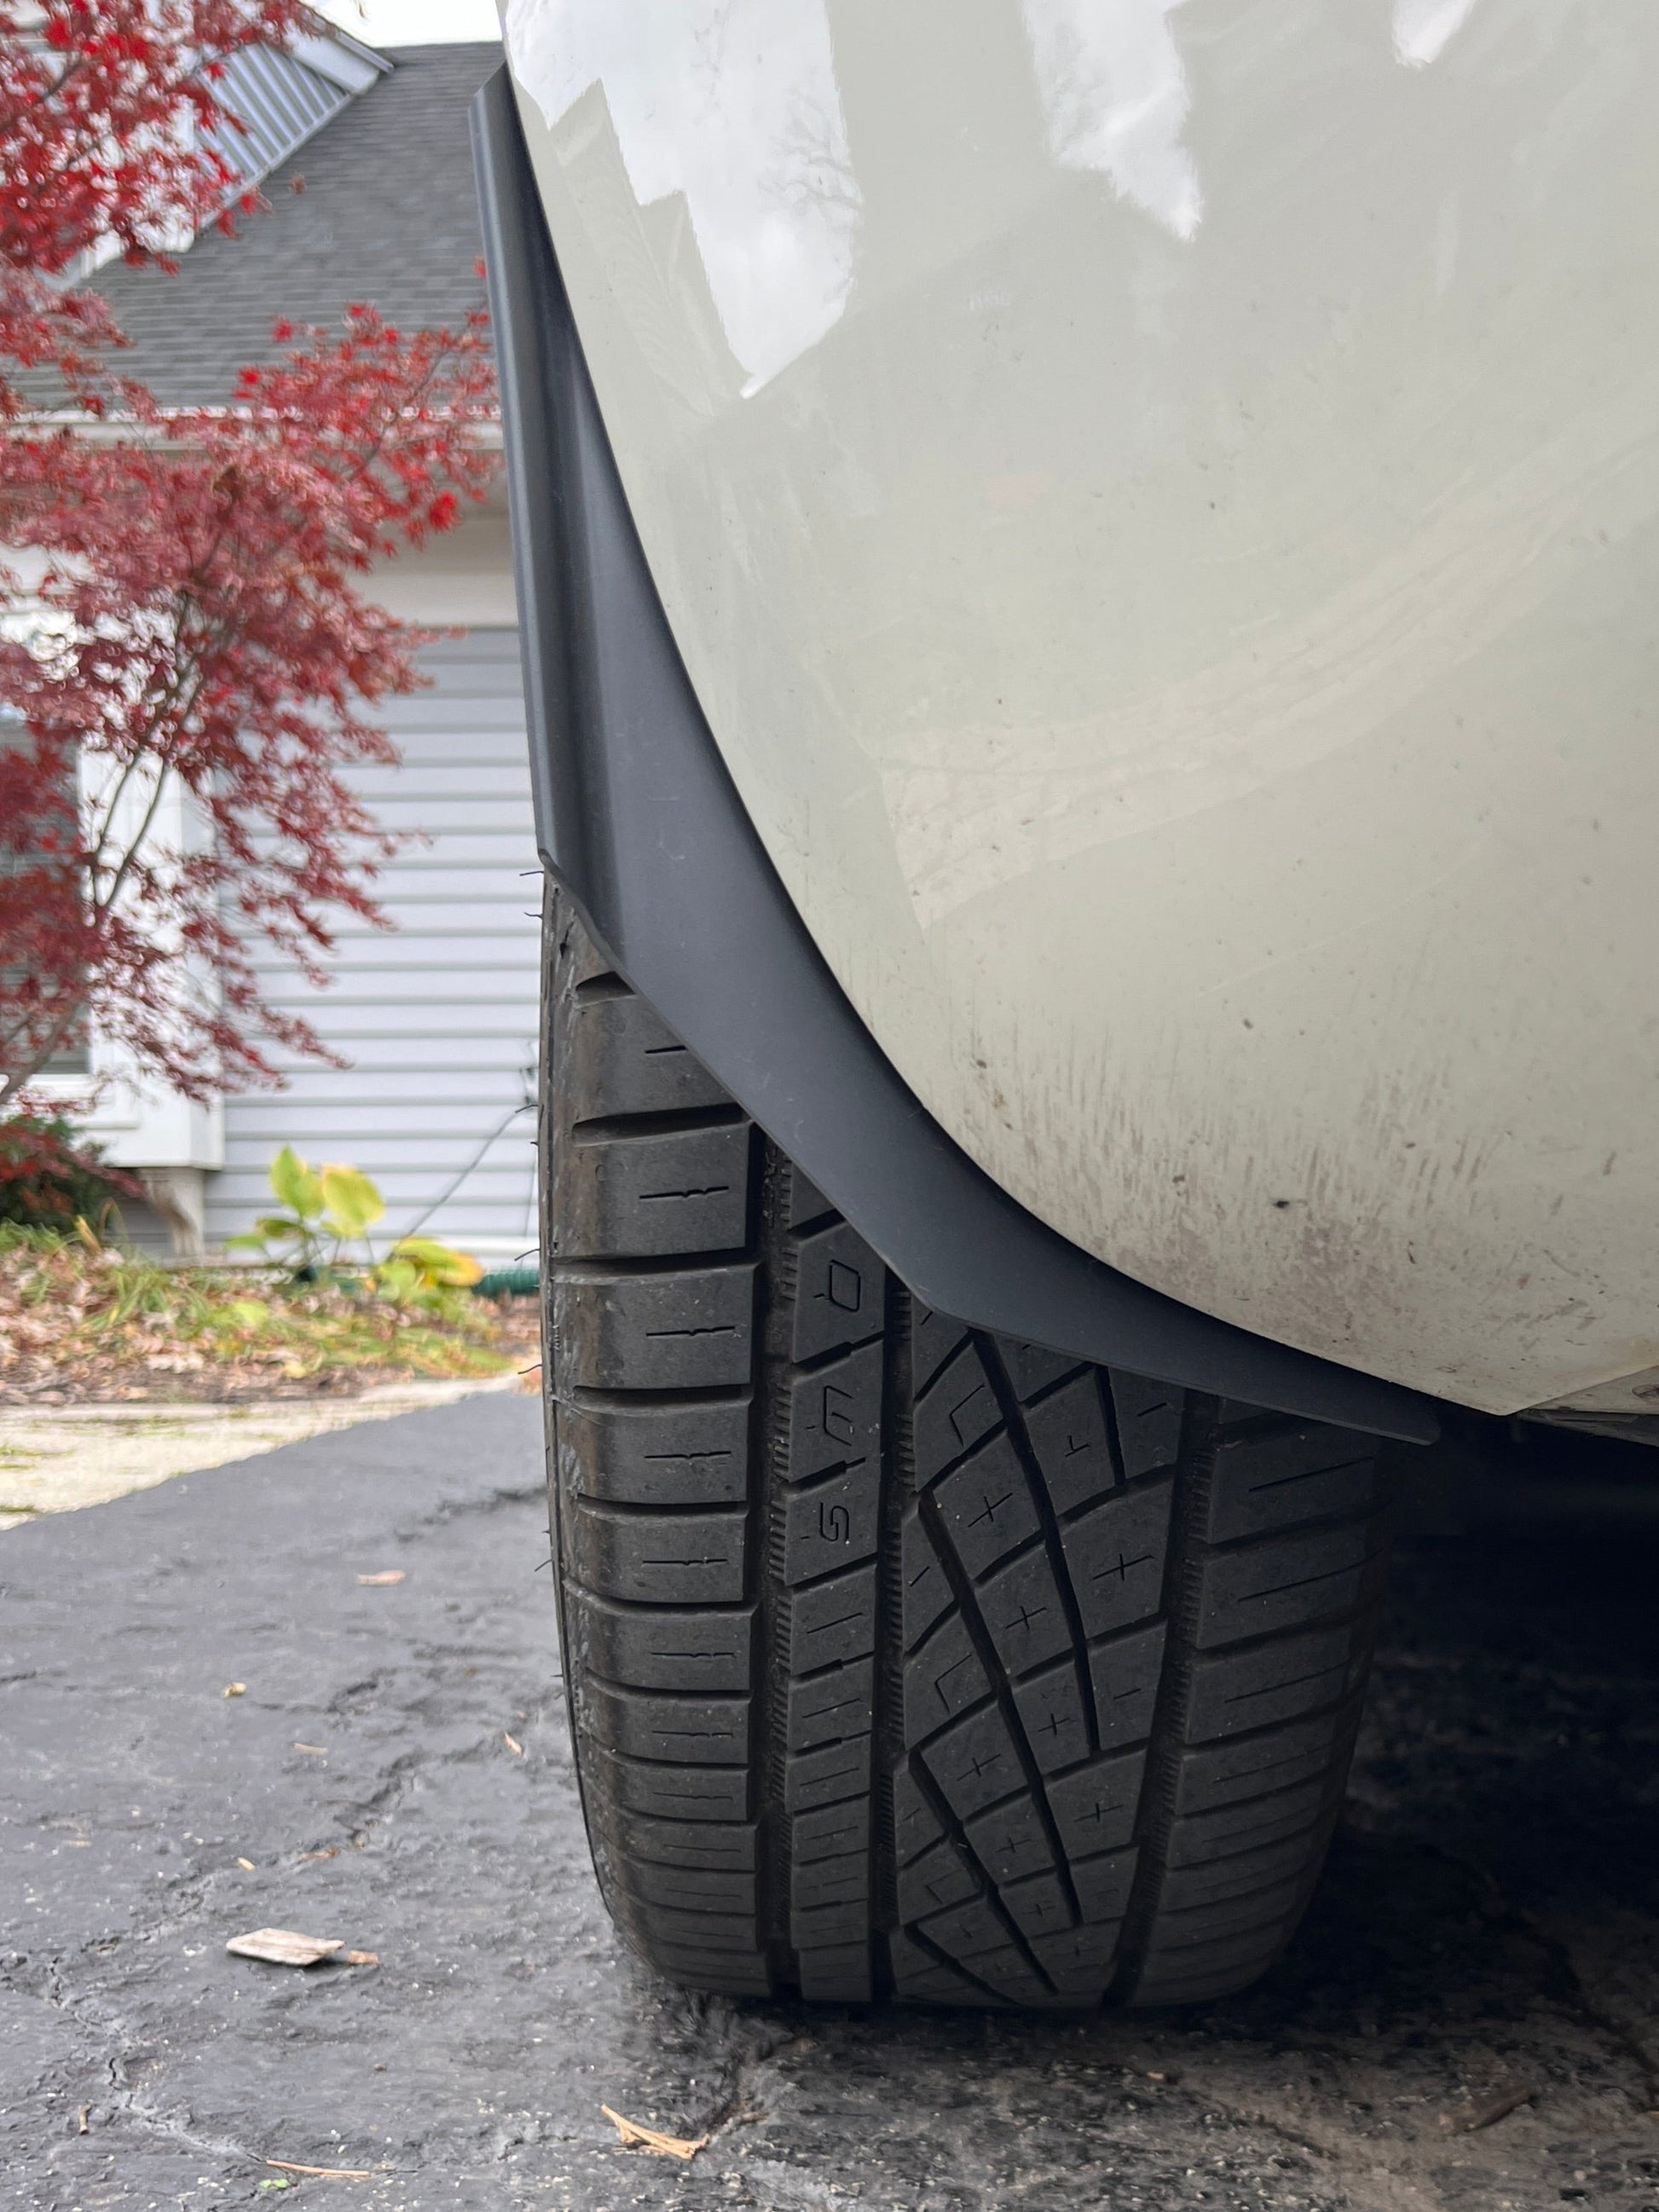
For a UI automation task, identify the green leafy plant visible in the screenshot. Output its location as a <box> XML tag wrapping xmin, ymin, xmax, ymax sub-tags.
<box><xmin>228</xmin><ymin>1147</ymin><xmax>483</xmax><ymax>1311</ymax></box>
<box><xmin>373</xmin><ymin>1235</ymin><xmax>485</xmax><ymax>1313</ymax></box>
<box><xmin>228</xmin><ymin>1145</ymin><xmax>382</xmax><ymax>1278</ymax></box>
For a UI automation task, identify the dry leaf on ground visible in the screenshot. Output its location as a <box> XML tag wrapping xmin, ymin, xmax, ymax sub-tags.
<box><xmin>356</xmin><ymin>1570</ymin><xmax>404</xmax><ymax>1585</ymax></box>
<box><xmin>265</xmin><ymin>2158</ymin><xmax>374</xmax><ymax>2180</ymax></box>
<box><xmin>292</xmin><ymin>1742</ymin><xmax>327</xmax><ymax>1756</ymax></box>
<box><xmin>227</xmin><ymin>1928</ymin><xmax>344</xmax><ymax>1967</ymax></box>
<box><xmin>236</xmin><ymin>1857</ymin><xmax>256</xmax><ymax>1871</ymax></box>
<box><xmin>224</xmin><ymin>1683</ymin><xmax>246</xmax><ymax>1697</ymax></box>
<box><xmin>1439</xmin><ymin>2083</ymin><xmax>1536</xmax><ymax>2134</ymax></box>
<box><xmin>503</xmin><ymin>1731</ymin><xmax>523</xmax><ymax>1757</ymax></box>
<box><xmin>601</xmin><ymin>2105</ymin><xmax>708</xmax><ymax>2161</ymax></box>
<box><xmin>345</xmin><ymin>1949</ymin><xmax>379</xmax><ymax>1967</ymax></box>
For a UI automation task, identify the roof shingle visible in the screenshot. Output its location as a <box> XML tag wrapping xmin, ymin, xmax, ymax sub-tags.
<box><xmin>83</xmin><ymin>42</ymin><xmax>500</xmax><ymax>407</ymax></box>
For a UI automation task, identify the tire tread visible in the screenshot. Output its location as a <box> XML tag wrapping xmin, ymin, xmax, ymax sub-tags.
<box><xmin>543</xmin><ymin>892</ymin><xmax>1387</xmax><ymax>2009</ymax></box>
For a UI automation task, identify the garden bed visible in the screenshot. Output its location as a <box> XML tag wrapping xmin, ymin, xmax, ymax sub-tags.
<box><xmin>0</xmin><ymin>1227</ymin><xmax>540</xmax><ymax>1406</ymax></box>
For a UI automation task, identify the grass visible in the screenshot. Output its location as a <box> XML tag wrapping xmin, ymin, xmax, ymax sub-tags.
<box><xmin>0</xmin><ymin>1222</ymin><xmax>529</xmax><ymax>1402</ymax></box>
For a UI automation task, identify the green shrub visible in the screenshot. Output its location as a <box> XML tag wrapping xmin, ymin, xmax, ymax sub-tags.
<box><xmin>228</xmin><ymin>1147</ymin><xmax>483</xmax><ymax>1311</ymax></box>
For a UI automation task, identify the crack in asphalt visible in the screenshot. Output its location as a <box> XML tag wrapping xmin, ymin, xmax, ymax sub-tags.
<box><xmin>6</xmin><ymin>1943</ymin><xmax>263</xmax><ymax>2174</ymax></box>
<box><xmin>1517</xmin><ymin>1904</ymin><xmax>1659</xmax><ymax>2110</ymax></box>
<box><xmin>1393</xmin><ymin>1833</ymin><xmax>1659</xmax><ymax>2108</ymax></box>
<box><xmin>698</xmin><ymin>2024</ymin><xmax>814</xmax><ymax>2149</ymax></box>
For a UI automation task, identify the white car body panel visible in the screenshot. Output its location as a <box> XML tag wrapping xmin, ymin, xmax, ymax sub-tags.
<box><xmin>503</xmin><ymin>0</ymin><xmax>1659</xmax><ymax>1416</ymax></box>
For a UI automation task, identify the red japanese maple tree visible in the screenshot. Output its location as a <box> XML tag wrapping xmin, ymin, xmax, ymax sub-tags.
<box><xmin>0</xmin><ymin>3</ymin><xmax>499</xmax><ymax>1107</ymax></box>
<box><xmin>1</xmin><ymin>0</ymin><xmax>312</xmax><ymax>419</ymax></box>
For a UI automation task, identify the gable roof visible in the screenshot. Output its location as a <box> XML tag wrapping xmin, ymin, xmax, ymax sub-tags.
<box><xmin>202</xmin><ymin>32</ymin><xmax>390</xmax><ymax>203</ymax></box>
<box><xmin>83</xmin><ymin>43</ymin><xmax>500</xmax><ymax>409</ymax></box>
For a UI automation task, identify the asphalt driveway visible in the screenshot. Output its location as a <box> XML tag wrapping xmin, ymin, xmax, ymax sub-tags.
<box><xmin>5</xmin><ymin>1396</ymin><xmax>1659</xmax><ymax>2210</ymax></box>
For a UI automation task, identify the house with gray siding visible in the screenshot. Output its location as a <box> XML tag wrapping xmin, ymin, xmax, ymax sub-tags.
<box><xmin>33</xmin><ymin>38</ymin><xmax>540</xmax><ymax>1263</ymax></box>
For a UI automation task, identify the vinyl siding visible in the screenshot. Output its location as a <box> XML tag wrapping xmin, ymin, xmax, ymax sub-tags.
<box><xmin>204</xmin><ymin>631</ymin><xmax>541</xmax><ymax>1258</ymax></box>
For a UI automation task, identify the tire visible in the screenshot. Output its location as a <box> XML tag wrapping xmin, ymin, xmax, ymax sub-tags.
<box><xmin>540</xmin><ymin>890</ymin><xmax>1390</xmax><ymax>2009</ymax></box>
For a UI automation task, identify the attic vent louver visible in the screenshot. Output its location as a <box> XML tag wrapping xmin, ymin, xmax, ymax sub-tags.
<box><xmin>209</xmin><ymin>44</ymin><xmax>357</xmax><ymax>198</ymax></box>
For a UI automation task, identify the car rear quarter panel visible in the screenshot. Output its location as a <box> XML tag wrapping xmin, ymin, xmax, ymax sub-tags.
<box><xmin>503</xmin><ymin>0</ymin><xmax>1659</xmax><ymax>1415</ymax></box>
